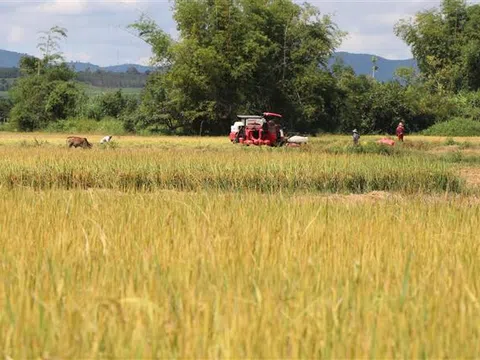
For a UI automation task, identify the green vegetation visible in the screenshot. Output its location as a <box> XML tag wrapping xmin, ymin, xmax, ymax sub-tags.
<box><xmin>423</xmin><ymin>118</ymin><xmax>480</xmax><ymax>136</ymax></box>
<box><xmin>77</xmin><ymin>70</ymin><xmax>147</xmax><ymax>88</ymax></box>
<box><xmin>2</xmin><ymin>0</ymin><xmax>480</xmax><ymax>136</ymax></box>
<box><xmin>395</xmin><ymin>0</ymin><xmax>480</xmax><ymax>93</ymax></box>
<box><xmin>82</xmin><ymin>84</ymin><xmax>142</xmax><ymax>97</ymax></box>
<box><xmin>44</xmin><ymin>117</ymin><xmax>126</xmax><ymax>135</ymax></box>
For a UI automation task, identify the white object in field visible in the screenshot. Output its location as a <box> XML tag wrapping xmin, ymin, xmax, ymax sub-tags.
<box><xmin>231</xmin><ymin>121</ymin><xmax>244</xmax><ymax>133</ymax></box>
<box><xmin>287</xmin><ymin>135</ymin><xmax>308</xmax><ymax>144</ymax></box>
<box><xmin>100</xmin><ymin>135</ymin><xmax>112</xmax><ymax>144</ymax></box>
<box><xmin>280</xmin><ymin>129</ymin><xmax>284</xmax><ymax>137</ymax></box>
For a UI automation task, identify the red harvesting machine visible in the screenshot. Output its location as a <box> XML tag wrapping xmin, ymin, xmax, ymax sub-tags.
<box><xmin>229</xmin><ymin>112</ymin><xmax>307</xmax><ymax>147</ymax></box>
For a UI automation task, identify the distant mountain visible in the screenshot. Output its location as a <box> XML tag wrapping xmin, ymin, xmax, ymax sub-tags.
<box><xmin>329</xmin><ymin>52</ymin><xmax>418</xmax><ymax>82</ymax></box>
<box><xmin>103</xmin><ymin>64</ymin><xmax>155</xmax><ymax>73</ymax></box>
<box><xmin>67</xmin><ymin>62</ymin><xmax>155</xmax><ymax>73</ymax></box>
<box><xmin>0</xmin><ymin>49</ymin><xmax>154</xmax><ymax>74</ymax></box>
<box><xmin>0</xmin><ymin>49</ymin><xmax>29</xmax><ymax>68</ymax></box>
<box><xmin>67</xmin><ymin>61</ymin><xmax>101</xmax><ymax>72</ymax></box>
<box><xmin>1</xmin><ymin>48</ymin><xmax>417</xmax><ymax>79</ymax></box>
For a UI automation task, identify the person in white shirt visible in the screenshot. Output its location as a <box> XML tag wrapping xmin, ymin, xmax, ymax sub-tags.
<box><xmin>100</xmin><ymin>135</ymin><xmax>112</xmax><ymax>144</ymax></box>
<box><xmin>352</xmin><ymin>129</ymin><xmax>360</xmax><ymax>145</ymax></box>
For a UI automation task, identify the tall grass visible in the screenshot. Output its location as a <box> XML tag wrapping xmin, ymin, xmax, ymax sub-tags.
<box><xmin>1</xmin><ymin>189</ymin><xmax>479</xmax><ymax>358</ymax></box>
<box><xmin>0</xmin><ymin>146</ymin><xmax>463</xmax><ymax>193</ymax></box>
<box><xmin>423</xmin><ymin>118</ymin><xmax>480</xmax><ymax>136</ymax></box>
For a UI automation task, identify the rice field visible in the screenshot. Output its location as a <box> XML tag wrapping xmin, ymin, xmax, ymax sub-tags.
<box><xmin>1</xmin><ymin>132</ymin><xmax>479</xmax><ymax>358</ymax></box>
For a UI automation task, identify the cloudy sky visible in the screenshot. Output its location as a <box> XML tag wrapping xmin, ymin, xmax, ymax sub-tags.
<box><xmin>0</xmin><ymin>0</ymin><xmax>448</xmax><ymax>66</ymax></box>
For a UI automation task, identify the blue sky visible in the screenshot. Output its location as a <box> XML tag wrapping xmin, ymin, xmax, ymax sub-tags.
<box><xmin>0</xmin><ymin>0</ymin><xmax>446</xmax><ymax>66</ymax></box>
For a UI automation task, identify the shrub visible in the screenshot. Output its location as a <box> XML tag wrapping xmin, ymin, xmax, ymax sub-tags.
<box><xmin>45</xmin><ymin>117</ymin><xmax>127</xmax><ymax>135</ymax></box>
<box><xmin>422</xmin><ymin>118</ymin><xmax>480</xmax><ymax>136</ymax></box>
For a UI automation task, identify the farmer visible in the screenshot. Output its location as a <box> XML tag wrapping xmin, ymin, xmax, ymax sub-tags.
<box><xmin>396</xmin><ymin>122</ymin><xmax>405</xmax><ymax>142</ymax></box>
<box><xmin>352</xmin><ymin>129</ymin><xmax>360</xmax><ymax>145</ymax></box>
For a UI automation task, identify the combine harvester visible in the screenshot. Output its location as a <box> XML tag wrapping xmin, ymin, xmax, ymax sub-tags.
<box><xmin>229</xmin><ymin>112</ymin><xmax>308</xmax><ymax>147</ymax></box>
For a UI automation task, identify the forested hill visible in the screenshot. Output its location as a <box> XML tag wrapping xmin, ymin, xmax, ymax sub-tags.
<box><xmin>329</xmin><ymin>52</ymin><xmax>418</xmax><ymax>82</ymax></box>
<box><xmin>67</xmin><ymin>62</ymin><xmax>155</xmax><ymax>74</ymax></box>
<box><xmin>0</xmin><ymin>67</ymin><xmax>147</xmax><ymax>89</ymax></box>
<box><xmin>0</xmin><ymin>49</ymin><xmax>28</xmax><ymax>68</ymax></box>
<box><xmin>0</xmin><ymin>48</ymin><xmax>416</xmax><ymax>81</ymax></box>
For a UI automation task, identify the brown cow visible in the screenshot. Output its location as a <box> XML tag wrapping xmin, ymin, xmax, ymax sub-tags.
<box><xmin>66</xmin><ymin>136</ymin><xmax>93</xmax><ymax>149</ymax></box>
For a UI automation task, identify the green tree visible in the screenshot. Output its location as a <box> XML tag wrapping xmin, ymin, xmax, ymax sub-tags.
<box><xmin>37</xmin><ymin>26</ymin><xmax>68</xmax><ymax>74</ymax></box>
<box><xmin>8</xmin><ymin>26</ymin><xmax>84</xmax><ymax>131</ymax></box>
<box><xmin>130</xmin><ymin>0</ymin><xmax>344</xmax><ymax>134</ymax></box>
<box><xmin>0</xmin><ymin>98</ymin><xmax>12</xmax><ymax>123</ymax></box>
<box><xmin>371</xmin><ymin>56</ymin><xmax>378</xmax><ymax>79</ymax></box>
<box><xmin>395</xmin><ymin>0</ymin><xmax>480</xmax><ymax>92</ymax></box>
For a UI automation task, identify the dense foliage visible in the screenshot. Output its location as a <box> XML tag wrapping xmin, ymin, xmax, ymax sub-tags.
<box><xmin>422</xmin><ymin>117</ymin><xmax>480</xmax><ymax>136</ymax></box>
<box><xmin>395</xmin><ymin>0</ymin><xmax>480</xmax><ymax>93</ymax></box>
<box><xmin>76</xmin><ymin>70</ymin><xmax>148</xmax><ymax>88</ymax></box>
<box><xmin>8</xmin><ymin>61</ymin><xmax>84</xmax><ymax>130</ymax></box>
<box><xmin>3</xmin><ymin>0</ymin><xmax>480</xmax><ymax>135</ymax></box>
<box><xmin>129</xmin><ymin>0</ymin><xmax>345</xmax><ymax>134</ymax></box>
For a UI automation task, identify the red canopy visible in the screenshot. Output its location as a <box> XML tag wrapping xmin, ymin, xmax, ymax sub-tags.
<box><xmin>263</xmin><ymin>112</ymin><xmax>283</xmax><ymax>118</ymax></box>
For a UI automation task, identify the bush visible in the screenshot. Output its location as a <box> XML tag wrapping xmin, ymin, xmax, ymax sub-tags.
<box><xmin>44</xmin><ymin>117</ymin><xmax>127</xmax><ymax>135</ymax></box>
<box><xmin>422</xmin><ymin>118</ymin><xmax>480</xmax><ymax>136</ymax></box>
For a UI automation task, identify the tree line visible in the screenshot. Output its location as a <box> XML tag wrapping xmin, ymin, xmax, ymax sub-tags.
<box><xmin>2</xmin><ymin>0</ymin><xmax>480</xmax><ymax>135</ymax></box>
<box><xmin>0</xmin><ymin>67</ymin><xmax>147</xmax><ymax>89</ymax></box>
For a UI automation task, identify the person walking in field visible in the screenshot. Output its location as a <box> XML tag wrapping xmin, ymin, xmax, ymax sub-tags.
<box><xmin>352</xmin><ymin>129</ymin><xmax>360</xmax><ymax>145</ymax></box>
<box><xmin>396</xmin><ymin>122</ymin><xmax>405</xmax><ymax>142</ymax></box>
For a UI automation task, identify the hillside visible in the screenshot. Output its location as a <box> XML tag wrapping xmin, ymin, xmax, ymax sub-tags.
<box><xmin>329</xmin><ymin>52</ymin><xmax>418</xmax><ymax>82</ymax></box>
<box><xmin>1</xmin><ymin>48</ymin><xmax>417</xmax><ymax>80</ymax></box>
<box><xmin>0</xmin><ymin>49</ymin><xmax>28</xmax><ymax>68</ymax></box>
<box><xmin>67</xmin><ymin>62</ymin><xmax>155</xmax><ymax>73</ymax></box>
<box><xmin>0</xmin><ymin>49</ymin><xmax>155</xmax><ymax>74</ymax></box>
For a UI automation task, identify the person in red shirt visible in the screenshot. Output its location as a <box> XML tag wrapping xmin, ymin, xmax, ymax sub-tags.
<box><xmin>396</xmin><ymin>122</ymin><xmax>405</xmax><ymax>142</ymax></box>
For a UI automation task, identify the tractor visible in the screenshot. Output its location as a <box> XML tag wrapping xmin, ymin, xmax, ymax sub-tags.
<box><xmin>229</xmin><ymin>112</ymin><xmax>307</xmax><ymax>147</ymax></box>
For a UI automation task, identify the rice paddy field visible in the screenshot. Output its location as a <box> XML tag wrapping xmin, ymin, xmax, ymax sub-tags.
<box><xmin>1</xmin><ymin>132</ymin><xmax>480</xmax><ymax>358</ymax></box>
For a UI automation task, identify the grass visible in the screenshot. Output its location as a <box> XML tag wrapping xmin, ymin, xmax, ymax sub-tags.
<box><xmin>83</xmin><ymin>84</ymin><xmax>142</xmax><ymax>97</ymax></box>
<box><xmin>0</xmin><ymin>133</ymin><xmax>479</xmax><ymax>358</ymax></box>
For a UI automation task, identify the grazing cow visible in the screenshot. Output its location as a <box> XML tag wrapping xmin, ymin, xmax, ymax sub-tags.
<box><xmin>66</xmin><ymin>136</ymin><xmax>92</xmax><ymax>149</ymax></box>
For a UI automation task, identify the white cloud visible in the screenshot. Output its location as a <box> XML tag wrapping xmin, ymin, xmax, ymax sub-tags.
<box><xmin>135</xmin><ymin>56</ymin><xmax>152</xmax><ymax>66</ymax></box>
<box><xmin>65</xmin><ymin>51</ymin><xmax>92</xmax><ymax>62</ymax></box>
<box><xmin>338</xmin><ymin>31</ymin><xmax>411</xmax><ymax>59</ymax></box>
<box><xmin>1</xmin><ymin>0</ymin><xmax>454</xmax><ymax>65</ymax></box>
<box><xmin>38</xmin><ymin>0</ymin><xmax>88</xmax><ymax>15</ymax></box>
<box><xmin>365</xmin><ymin>12</ymin><xmax>411</xmax><ymax>27</ymax></box>
<box><xmin>7</xmin><ymin>26</ymin><xmax>26</xmax><ymax>44</ymax></box>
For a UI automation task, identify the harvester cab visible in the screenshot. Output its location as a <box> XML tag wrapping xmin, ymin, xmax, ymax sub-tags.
<box><xmin>229</xmin><ymin>112</ymin><xmax>307</xmax><ymax>146</ymax></box>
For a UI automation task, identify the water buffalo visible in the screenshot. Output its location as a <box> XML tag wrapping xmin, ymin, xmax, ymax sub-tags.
<box><xmin>66</xmin><ymin>136</ymin><xmax>92</xmax><ymax>149</ymax></box>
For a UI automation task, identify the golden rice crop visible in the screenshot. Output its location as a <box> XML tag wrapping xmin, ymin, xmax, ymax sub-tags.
<box><xmin>0</xmin><ymin>133</ymin><xmax>479</xmax><ymax>358</ymax></box>
<box><xmin>1</xmin><ymin>189</ymin><xmax>479</xmax><ymax>358</ymax></box>
<box><xmin>0</xmin><ymin>145</ymin><xmax>463</xmax><ymax>193</ymax></box>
